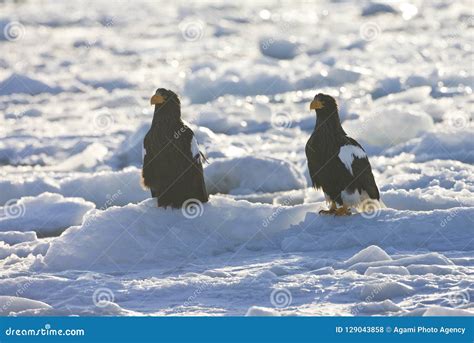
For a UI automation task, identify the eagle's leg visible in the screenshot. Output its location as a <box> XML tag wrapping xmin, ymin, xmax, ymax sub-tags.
<box><xmin>334</xmin><ymin>205</ymin><xmax>351</xmax><ymax>216</ymax></box>
<box><xmin>319</xmin><ymin>201</ymin><xmax>337</xmax><ymax>215</ymax></box>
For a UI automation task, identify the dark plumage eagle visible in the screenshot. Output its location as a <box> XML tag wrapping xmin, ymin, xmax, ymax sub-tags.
<box><xmin>305</xmin><ymin>93</ymin><xmax>381</xmax><ymax>216</ymax></box>
<box><xmin>142</xmin><ymin>88</ymin><xmax>208</xmax><ymax>208</ymax></box>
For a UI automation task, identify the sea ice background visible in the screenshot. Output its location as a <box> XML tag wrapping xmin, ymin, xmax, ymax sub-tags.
<box><xmin>0</xmin><ymin>0</ymin><xmax>473</xmax><ymax>316</ymax></box>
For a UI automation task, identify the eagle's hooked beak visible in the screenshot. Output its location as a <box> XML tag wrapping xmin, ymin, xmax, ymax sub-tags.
<box><xmin>310</xmin><ymin>100</ymin><xmax>324</xmax><ymax>110</ymax></box>
<box><xmin>150</xmin><ymin>94</ymin><xmax>165</xmax><ymax>105</ymax></box>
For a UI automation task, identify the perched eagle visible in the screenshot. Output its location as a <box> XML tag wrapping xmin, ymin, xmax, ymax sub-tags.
<box><xmin>305</xmin><ymin>93</ymin><xmax>380</xmax><ymax>216</ymax></box>
<box><xmin>142</xmin><ymin>88</ymin><xmax>208</xmax><ymax>208</ymax></box>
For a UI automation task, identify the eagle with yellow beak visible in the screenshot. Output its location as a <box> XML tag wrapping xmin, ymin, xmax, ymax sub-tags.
<box><xmin>142</xmin><ymin>88</ymin><xmax>208</xmax><ymax>208</ymax></box>
<box><xmin>305</xmin><ymin>93</ymin><xmax>381</xmax><ymax>216</ymax></box>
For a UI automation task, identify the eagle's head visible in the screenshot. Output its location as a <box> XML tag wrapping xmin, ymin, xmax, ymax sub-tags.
<box><xmin>150</xmin><ymin>88</ymin><xmax>181</xmax><ymax>107</ymax></box>
<box><xmin>309</xmin><ymin>93</ymin><xmax>344</xmax><ymax>132</ymax></box>
<box><xmin>309</xmin><ymin>93</ymin><xmax>337</xmax><ymax>114</ymax></box>
<box><xmin>150</xmin><ymin>88</ymin><xmax>181</xmax><ymax>123</ymax></box>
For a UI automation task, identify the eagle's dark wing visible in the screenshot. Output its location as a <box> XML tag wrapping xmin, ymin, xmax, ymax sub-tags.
<box><xmin>305</xmin><ymin>134</ymin><xmax>320</xmax><ymax>188</ymax></box>
<box><xmin>180</xmin><ymin>126</ymin><xmax>209</xmax><ymax>203</ymax></box>
<box><xmin>345</xmin><ymin>137</ymin><xmax>380</xmax><ymax>200</ymax></box>
<box><xmin>142</xmin><ymin>131</ymin><xmax>159</xmax><ymax>190</ymax></box>
<box><xmin>143</xmin><ymin>124</ymin><xmax>208</xmax><ymax>207</ymax></box>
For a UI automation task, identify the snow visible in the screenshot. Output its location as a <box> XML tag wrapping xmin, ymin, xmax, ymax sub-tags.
<box><xmin>361</xmin><ymin>3</ymin><xmax>398</xmax><ymax>17</ymax></box>
<box><xmin>41</xmin><ymin>197</ymin><xmax>309</xmax><ymax>271</ymax></box>
<box><xmin>259</xmin><ymin>38</ymin><xmax>300</xmax><ymax>60</ymax></box>
<box><xmin>0</xmin><ymin>0</ymin><xmax>473</xmax><ymax>317</ymax></box>
<box><xmin>422</xmin><ymin>307</ymin><xmax>474</xmax><ymax>316</ymax></box>
<box><xmin>352</xmin><ymin>300</ymin><xmax>402</xmax><ymax>315</ymax></box>
<box><xmin>364</xmin><ymin>266</ymin><xmax>410</xmax><ymax>276</ymax></box>
<box><xmin>0</xmin><ymin>73</ymin><xmax>63</xmax><ymax>96</ymax></box>
<box><xmin>386</xmin><ymin>128</ymin><xmax>474</xmax><ymax>164</ymax></box>
<box><xmin>0</xmin><ymin>168</ymin><xmax>148</xmax><ymax>207</ymax></box>
<box><xmin>360</xmin><ymin>282</ymin><xmax>414</xmax><ymax>301</ymax></box>
<box><xmin>311</xmin><ymin>267</ymin><xmax>335</xmax><ymax>275</ymax></box>
<box><xmin>204</xmin><ymin>156</ymin><xmax>306</xmax><ymax>195</ymax></box>
<box><xmin>0</xmin><ymin>193</ymin><xmax>94</xmax><ymax>237</ymax></box>
<box><xmin>0</xmin><ymin>231</ymin><xmax>37</xmax><ymax>245</ymax></box>
<box><xmin>343</xmin><ymin>107</ymin><xmax>435</xmax><ymax>147</ymax></box>
<box><xmin>245</xmin><ymin>306</ymin><xmax>280</xmax><ymax>316</ymax></box>
<box><xmin>0</xmin><ymin>296</ymin><xmax>52</xmax><ymax>316</ymax></box>
<box><xmin>343</xmin><ymin>245</ymin><xmax>392</xmax><ymax>266</ymax></box>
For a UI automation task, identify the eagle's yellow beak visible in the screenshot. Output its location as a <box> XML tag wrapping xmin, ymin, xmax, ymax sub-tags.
<box><xmin>310</xmin><ymin>100</ymin><xmax>324</xmax><ymax>110</ymax></box>
<box><xmin>150</xmin><ymin>94</ymin><xmax>165</xmax><ymax>105</ymax></box>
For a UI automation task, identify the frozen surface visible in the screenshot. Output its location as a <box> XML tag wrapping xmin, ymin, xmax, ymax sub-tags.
<box><xmin>0</xmin><ymin>193</ymin><xmax>94</xmax><ymax>236</ymax></box>
<box><xmin>0</xmin><ymin>0</ymin><xmax>473</xmax><ymax>316</ymax></box>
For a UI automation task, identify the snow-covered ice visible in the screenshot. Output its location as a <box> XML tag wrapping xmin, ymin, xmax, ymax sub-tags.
<box><xmin>0</xmin><ymin>0</ymin><xmax>472</xmax><ymax>317</ymax></box>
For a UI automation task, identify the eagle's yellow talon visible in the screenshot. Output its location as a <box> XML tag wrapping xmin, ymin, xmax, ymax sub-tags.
<box><xmin>319</xmin><ymin>201</ymin><xmax>337</xmax><ymax>215</ymax></box>
<box><xmin>334</xmin><ymin>206</ymin><xmax>351</xmax><ymax>216</ymax></box>
<box><xmin>319</xmin><ymin>208</ymin><xmax>336</xmax><ymax>215</ymax></box>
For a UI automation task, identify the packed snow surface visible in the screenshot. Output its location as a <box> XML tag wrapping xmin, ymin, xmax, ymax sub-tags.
<box><xmin>0</xmin><ymin>0</ymin><xmax>473</xmax><ymax>316</ymax></box>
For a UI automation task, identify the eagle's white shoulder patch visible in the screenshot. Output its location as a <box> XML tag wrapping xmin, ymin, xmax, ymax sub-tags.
<box><xmin>191</xmin><ymin>135</ymin><xmax>200</xmax><ymax>159</ymax></box>
<box><xmin>338</xmin><ymin>144</ymin><xmax>366</xmax><ymax>175</ymax></box>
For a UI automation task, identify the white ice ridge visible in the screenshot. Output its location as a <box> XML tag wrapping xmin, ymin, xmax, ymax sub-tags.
<box><xmin>338</xmin><ymin>145</ymin><xmax>367</xmax><ymax>175</ymax></box>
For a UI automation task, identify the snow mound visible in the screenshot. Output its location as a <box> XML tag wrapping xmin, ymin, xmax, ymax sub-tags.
<box><xmin>0</xmin><ymin>193</ymin><xmax>94</xmax><ymax>237</ymax></box>
<box><xmin>183</xmin><ymin>65</ymin><xmax>293</xmax><ymax>103</ymax></box>
<box><xmin>311</xmin><ymin>266</ymin><xmax>335</xmax><ymax>275</ymax></box>
<box><xmin>284</xmin><ymin>210</ymin><xmax>473</xmax><ymax>257</ymax></box>
<box><xmin>78</xmin><ymin>76</ymin><xmax>134</xmax><ymax>91</ymax></box>
<box><xmin>386</xmin><ymin>128</ymin><xmax>474</xmax><ymax>164</ymax></box>
<box><xmin>205</xmin><ymin>156</ymin><xmax>306</xmax><ymax>195</ymax></box>
<box><xmin>362</xmin><ymin>2</ymin><xmax>398</xmax><ymax>16</ymax></box>
<box><xmin>381</xmin><ymin>189</ymin><xmax>472</xmax><ymax>211</ymax></box>
<box><xmin>60</xmin><ymin>167</ymin><xmax>147</xmax><ymax>207</ymax></box>
<box><xmin>245</xmin><ymin>306</ymin><xmax>280</xmax><ymax>316</ymax></box>
<box><xmin>360</xmin><ymin>281</ymin><xmax>414</xmax><ymax>301</ymax></box>
<box><xmin>375</xmin><ymin>87</ymin><xmax>432</xmax><ymax>106</ymax></box>
<box><xmin>0</xmin><ymin>167</ymin><xmax>148</xmax><ymax>207</ymax></box>
<box><xmin>371</xmin><ymin>77</ymin><xmax>402</xmax><ymax>99</ymax></box>
<box><xmin>0</xmin><ymin>73</ymin><xmax>62</xmax><ymax>96</ymax></box>
<box><xmin>348</xmin><ymin>252</ymin><xmax>455</xmax><ymax>274</ymax></box>
<box><xmin>41</xmin><ymin>198</ymin><xmax>474</xmax><ymax>273</ymax></box>
<box><xmin>259</xmin><ymin>38</ymin><xmax>300</xmax><ymax>60</ymax></box>
<box><xmin>0</xmin><ymin>231</ymin><xmax>37</xmax><ymax>245</ymax></box>
<box><xmin>406</xmin><ymin>264</ymin><xmax>459</xmax><ymax>275</ymax></box>
<box><xmin>364</xmin><ymin>266</ymin><xmax>410</xmax><ymax>276</ymax></box>
<box><xmin>344</xmin><ymin>107</ymin><xmax>434</xmax><ymax>147</ymax></box>
<box><xmin>114</xmin><ymin>123</ymin><xmax>150</xmax><ymax>167</ymax></box>
<box><xmin>0</xmin><ymin>296</ymin><xmax>52</xmax><ymax>315</ymax></box>
<box><xmin>41</xmin><ymin>196</ymin><xmax>309</xmax><ymax>271</ymax></box>
<box><xmin>343</xmin><ymin>245</ymin><xmax>392</xmax><ymax>266</ymax></box>
<box><xmin>352</xmin><ymin>300</ymin><xmax>402</xmax><ymax>315</ymax></box>
<box><xmin>422</xmin><ymin>306</ymin><xmax>474</xmax><ymax>316</ymax></box>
